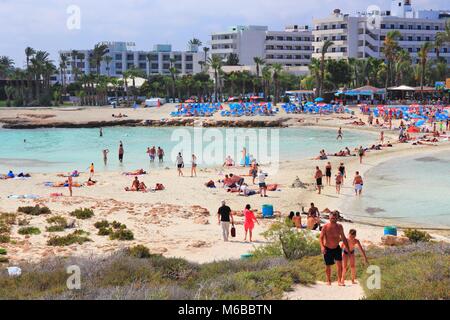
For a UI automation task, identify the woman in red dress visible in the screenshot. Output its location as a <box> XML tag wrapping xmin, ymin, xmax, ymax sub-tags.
<box><xmin>243</xmin><ymin>204</ymin><xmax>259</xmax><ymax>242</ymax></box>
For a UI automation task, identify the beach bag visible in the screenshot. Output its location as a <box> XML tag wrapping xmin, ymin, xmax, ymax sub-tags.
<box><xmin>231</xmin><ymin>224</ymin><xmax>236</xmax><ymax>238</ymax></box>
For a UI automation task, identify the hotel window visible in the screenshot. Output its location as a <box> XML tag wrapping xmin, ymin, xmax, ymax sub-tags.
<box><xmin>162</xmin><ymin>55</ymin><xmax>170</xmax><ymax>61</ymax></box>
<box><xmin>435</xmin><ymin>26</ymin><xmax>439</xmax><ymax>30</ymax></box>
<box><xmin>341</xmin><ymin>36</ymin><xmax>347</xmax><ymax>40</ymax></box>
<box><xmin>295</xmin><ymin>55</ymin><xmax>302</xmax><ymax>59</ymax></box>
<box><xmin>408</xmin><ymin>25</ymin><xmax>413</xmax><ymax>30</ymax></box>
<box><xmin>426</xmin><ymin>26</ymin><xmax>430</xmax><ymax>30</ymax></box>
<box><xmin>408</xmin><ymin>36</ymin><xmax>412</xmax><ymax>41</ymax></box>
<box><xmin>296</xmin><ymin>37</ymin><xmax>302</xmax><ymax>41</ymax></box>
<box><xmin>381</xmin><ymin>24</ymin><xmax>386</xmax><ymax>29</ymax></box>
<box><xmin>390</xmin><ymin>24</ymin><xmax>395</xmax><ymax>29</ymax></box>
<box><xmin>127</xmin><ymin>63</ymin><xmax>134</xmax><ymax>69</ymax></box>
<box><xmin>426</xmin><ymin>37</ymin><xmax>430</xmax><ymax>41</ymax></box>
<box><xmin>186</xmin><ymin>64</ymin><xmax>193</xmax><ymax>70</ymax></box>
<box><xmin>417</xmin><ymin>25</ymin><xmax>422</xmax><ymax>30</ymax></box>
<box><xmin>340</xmin><ymin>47</ymin><xmax>347</xmax><ymax>52</ymax></box>
<box><xmin>331</xmin><ymin>47</ymin><xmax>336</xmax><ymax>52</ymax></box>
<box><xmin>185</xmin><ymin>55</ymin><xmax>193</xmax><ymax>61</ymax></box>
<box><xmin>304</xmin><ymin>55</ymin><xmax>310</xmax><ymax>59</ymax></box>
<box><xmin>332</xmin><ymin>36</ymin><xmax>336</xmax><ymax>41</ymax></box>
<box><xmin>127</xmin><ymin>54</ymin><xmax>134</xmax><ymax>61</ymax></box>
<box><xmin>163</xmin><ymin>63</ymin><xmax>170</xmax><ymax>69</ymax></box>
<box><xmin>408</xmin><ymin>48</ymin><xmax>412</xmax><ymax>52</ymax></box>
<box><xmin>277</xmin><ymin>36</ymin><xmax>284</xmax><ymax>41</ymax></box>
<box><xmin>324</xmin><ymin>26</ymin><xmax>328</xmax><ymax>30</ymax></box>
<box><xmin>316</xmin><ymin>26</ymin><xmax>320</xmax><ymax>30</ymax></box>
<box><xmin>149</xmin><ymin>55</ymin><xmax>158</xmax><ymax>61</ymax></box>
<box><xmin>444</xmin><ymin>48</ymin><xmax>448</xmax><ymax>53</ymax></box>
<box><xmin>115</xmin><ymin>62</ymin><xmax>122</xmax><ymax>69</ymax></box>
<box><xmin>316</xmin><ymin>37</ymin><xmax>320</xmax><ymax>42</ymax></box>
<box><xmin>174</xmin><ymin>55</ymin><xmax>182</xmax><ymax>61</ymax></box>
<box><xmin>175</xmin><ymin>64</ymin><xmax>182</xmax><ymax>69</ymax></box>
<box><xmin>151</xmin><ymin>63</ymin><xmax>158</xmax><ymax>69</ymax></box>
<box><xmin>287</xmin><ymin>37</ymin><xmax>293</xmax><ymax>41</ymax></box>
<box><xmin>115</xmin><ymin>54</ymin><xmax>122</xmax><ymax>60</ymax></box>
<box><xmin>400</xmin><ymin>25</ymin><xmax>404</xmax><ymax>29</ymax></box>
<box><xmin>417</xmin><ymin>36</ymin><xmax>421</xmax><ymax>41</ymax></box>
<box><xmin>332</xmin><ymin>25</ymin><xmax>336</xmax><ymax>29</ymax></box>
<box><xmin>139</xmin><ymin>63</ymin><xmax>146</xmax><ymax>69</ymax></box>
<box><xmin>139</xmin><ymin>55</ymin><xmax>146</xmax><ymax>61</ymax></box>
<box><xmin>295</xmin><ymin>46</ymin><xmax>301</xmax><ymax>50</ymax></box>
<box><xmin>341</xmin><ymin>24</ymin><xmax>347</xmax><ymax>29</ymax></box>
<box><xmin>286</xmin><ymin>46</ymin><xmax>293</xmax><ymax>50</ymax></box>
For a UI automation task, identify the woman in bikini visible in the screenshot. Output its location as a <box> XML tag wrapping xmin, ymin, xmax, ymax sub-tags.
<box><xmin>325</xmin><ymin>162</ymin><xmax>332</xmax><ymax>186</ymax></box>
<box><xmin>341</xmin><ymin>229</ymin><xmax>369</xmax><ymax>285</ymax></box>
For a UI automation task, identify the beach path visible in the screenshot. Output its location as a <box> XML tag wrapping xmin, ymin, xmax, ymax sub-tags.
<box><xmin>284</xmin><ymin>281</ymin><xmax>365</xmax><ymax>300</ymax></box>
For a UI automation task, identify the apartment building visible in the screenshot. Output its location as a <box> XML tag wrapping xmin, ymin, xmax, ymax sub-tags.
<box><xmin>211</xmin><ymin>25</ymin><xmax>313</xmax><ymax>68</ymax></box>
<box><xmin>59</xmin><ymin>42</ymin><xmax>203</xmax><ymax>83</ymax></box>
<box><xmin>312</xmin><ymin>1</ymin><xmax>450</xmax><ymax>64</ymax></box>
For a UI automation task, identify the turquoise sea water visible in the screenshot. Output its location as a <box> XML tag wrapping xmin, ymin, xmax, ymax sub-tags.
<box><xmin>0</xmin><ymin>127</ymin><xmax>377</xmax><ymax>173</ymax></box>
<box><xmin>343</xmin><ymin>150</ymin><xmax>450</xmax><ymax>228</ymax></box>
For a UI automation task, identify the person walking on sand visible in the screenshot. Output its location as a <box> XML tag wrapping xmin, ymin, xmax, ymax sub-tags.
<box><xmin>338</xmin><ymin>162</ymin><xmax>346</xmax><ymax>185</ymax></box>
<box><xmin>217</xmin><ymin>200</ymin><xmax>234</xmax><ymax>242</ymax></box>
<box><xmin>325</xmin><ymin>162</ymin><xmax>332</xmax><ymax>186</ymax></box>
<box><xmin>337</xmin><ymin>127</ymin><xmax>343</xmax><ymax>140</ymax></box>
<box><xmin>320</xmin><ymin>212</ymin><xmax>351</xmax><ymax>286</ymax></box>
<box><xmin>380</xmin><ymin>131</ymin><xmax>385</xmax><ymax>144</ymax></box>
<box><xmin>241</xmin><ymin>147</ymin><xmax>247</xmax><ymax>167</ymax></box>
<box><xmin>358</xmin><ymin>146</ymin><xmax>365</xmax><ymax>164</ymax></box>
<box><xmin>341</xmin><ymin>229</ymin><xmax>369</xmax><ymax>285</ymax></box>
<box><xmin>258</xmin><ymin>170</ymin><xmax>268</xmax><ymax>197</ymax></box>
<box><xmin>68</xmin><ymin>175</ymin><xmax>73</xmax><ymax>197</ymax></box>
<box><xmin>176</xmin><ymin>152</ymin><xmax>184</xmax><ymax>177</ymax></box>
<box><xmin>103</xmin><ymin>149</ymin><xmax>109</xmax><ymax>165</ymax></box>
<box><xmin>191</xmin><ymin>154</ymin><xmax>197</xmax><ymax>177</ymax></box>
<box><xmin>243</xmin><ymin>204</ymin><xmax>259</xmax><ymax>242</ymax></box>
<box><xmin>89</xmin><ymin>163</ymin><xmax>95</xmax><ymax>179</ymax></box>
<box><xmin>353</xmin><ymin>171</ymin><xmax>364</xmax><ymax>196</ymax></box>
<box><xmin>315</xmin><ymin>166</ymin><xmax>324</xmax><ymax>194</ymax></box>
<box><xmin>119</xmin><ymin>141</ymin><xmax>124</xmax><ymax>164</ymax></box>
<box><xmin>336</xmin><ymin>172</ymin><xmax>343</xmax><ymax>194</ymax></box>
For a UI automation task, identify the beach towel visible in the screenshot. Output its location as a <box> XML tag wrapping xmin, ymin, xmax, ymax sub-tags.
<box><xmin>8</xmin><ymin>194</ymin><xmax>40</xmax><ymax>200</ymax></box>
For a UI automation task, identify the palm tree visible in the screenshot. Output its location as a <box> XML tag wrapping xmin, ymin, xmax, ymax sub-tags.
<box><xmin>0</xmin><ymin>56</ymin><xmax>14</xmax><ymax>79</ymax></box>
<box><xmin>203</xmin><ymin>47</ymin><xmax>210</xmax><ymax>64</ymax></box>
<box><xmin>418</xmin><ymin>42</ymin><xmax>432</xmax><ymax>99</ymax></box>
<box><xmin>71</xmin><ymin>50</ymin><xmax>79</xmax><ymax>81</ymax></box>
<box><xmin>319</xmin><ymin>40</ymin><xmax>334</xmax><ymax>97</ymax></box>
<box><xmin>271</xmin><ymin>63</ymin><xmax>283</xmax><ymax>105</ymax></box>
<box><xmin>227</xmin><ymin>72</ymin><xmax>238</xmax><ymax>96</ymax></box>
<box><xmin>435</xmin><ymin>21</ymin><xmax>450</xmax><ymax>61</ymax></box>
<box><xmin>226</xmin><ymin>53</ymin><xmax>239</xmax><ymax>66</ymax></box>
<box><xmin>253</xmin><ymin>57</ymin><xmax>265</xmax><ymax>78</ymax></box>
<box><xmin>92</xmin><ymin>44</ymin><xmax>109</xmax><ymax>75</ymax></box>
<box><xmin>308</xmin><ymin>58</ymin><xmax>320</xmax><ymax>96</ymax></box>
<box><xmin>394</xmin><ymin>50</ymin><xmax>411</xmax><ymax>86</ymax></box>
<box><xmin>262</xmin><ymin>65</ymin><xmax>272</xmax><ymax>100</ymax></box>
<box><xmin>169</xmin><ymin>58</ymin><xmax>178</xmax><ymax>98</ymax></box>
<box><xmin>207</xmin><ymin>55</ymin><xmax>222</xmax><ymax>102</ymax></box>
<box><xmin>104</xmin><ymin>55</ymin><xmax>113</xmax><ymax>76</ymax></box>
<box><xmin>188</xmin><ymin>38</ymin><xmax>202</xmax><ymax>52</ymax></box>
<box><xmin>382</xmin><ymin>31</ymin><xmax>401</xmax><ymax>89</ymax></box>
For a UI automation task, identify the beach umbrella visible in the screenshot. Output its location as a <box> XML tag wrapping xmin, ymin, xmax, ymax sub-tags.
<box><xmin>415</xmin><ymin>120</ymin><xmax>426</xmax><ymax>127</ymax></box>
<box><xmin>315</xmin><ymin>97</ymin><xmax>324</xmax><ymax>102</ymax></box>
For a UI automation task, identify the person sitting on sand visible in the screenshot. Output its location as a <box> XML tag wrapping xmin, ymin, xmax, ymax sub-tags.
<box><xmin>229</xmin><ymin>174</ymin><xmax>244</xmax><ymax>188</ymax></box>
<box><xmin>138</xmin><ymin>181</ymin><xmax>148</xmax><ymax>192</ymax></box>
<box><xmin>320</xmin><ymin>212</ymin><xmax>351</xmax><ymax>286</ymax></box>
<box><xmin>125</xmin><ymin>177</ymin><xmax>140</xmax><ymax>192</ymax></box>
<box><xmin>223</xmin><ymin>156</ymin><xmax>235</xmax><ymax>167</ymax></box>
<box><xmin>85</xmin><ymin>178</ymin><xmax>97</xmax><ymax>186</ymax></box>
<box><xmin>292</xmin><ymin>212</ymin><xmax>302</xmax><ymax>229</ymax></box>
<box><xmin>341</xmin><ymin>229</ymin><xmax>369</xmax><ymax>285</ymax></box>
<box><xmin>307</xmin><ymin>203</ymin><xmax>321</xmax><ymax>230</ymax></box>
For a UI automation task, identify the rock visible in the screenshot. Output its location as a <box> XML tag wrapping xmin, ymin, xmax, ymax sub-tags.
<box><xmin>381</xmin><ymin>235</ymin><xmax>412</xmax><ymax>246</ymax></box>
<box><xmin>66</xmin><ymin>219</ymin><xmax>77</xmax><ymax>229</ymax></box>
<box><xmin>188</xmin><ymin>241</ymin><xmax>209</xmax><ymax>248</ymax></box>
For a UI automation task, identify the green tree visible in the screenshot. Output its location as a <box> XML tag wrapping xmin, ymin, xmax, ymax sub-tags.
<box><xmin>226</xmin><ymin>53</ymin><xmax>240</xmax><ymax>66</ymax></box>
<box><xmin>383</xmin><ymin>31</ymin><xmax>401</xmax><ymax>89</ymax></box>
<box><xmin>207</xmin><ymin>55</ymin><xmax>223</xmax><ymax>102</ymax></box>
<box><xmin>91</xmin><ymin>44</ymin><xmax>109</xmax><ymax>75</ymax></box>
<box><xmin>418</xmin><ymin>42</ymin><xmax>432</xmax><ymax>98</ymax></box>
<box><xmin>319</xmin><ymin>40</ymin><xmax>334</xmax><ymax>97</ymax></box>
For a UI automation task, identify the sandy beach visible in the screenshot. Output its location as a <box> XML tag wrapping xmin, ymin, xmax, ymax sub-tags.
<box><xmin>1</xmin><ymin>104</ymin><xmax>449</xmax><ymax>269</ymax></box>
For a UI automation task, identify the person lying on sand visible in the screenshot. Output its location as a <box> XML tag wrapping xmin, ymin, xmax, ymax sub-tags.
<box><xmin>85</xmin><ymin>178</ymin><xmax>97</xmax><ymax>186</ymax></box>
<box><xmin>123</xmin><ymin>169</ymin><xmax>147</xmax><ymax>176</ymax></box>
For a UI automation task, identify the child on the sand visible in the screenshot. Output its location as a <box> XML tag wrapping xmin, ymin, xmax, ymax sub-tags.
<box><xmin>341</xmin><ymin>229</ymin><xmax>369</xmax><ymax>285</ymax></box>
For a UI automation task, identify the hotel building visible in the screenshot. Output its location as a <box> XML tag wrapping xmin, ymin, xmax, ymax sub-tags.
<box><xmin>59</xmin><ymin>42</ymin><xmax>203</xmax><ymax>83</ymax></box>
<box><xmin>211</xmin><ymin>25</ymin><xmax>313</xmax><ymax>69</ymax></box>
<box><xmin>312</xmin><ymin>1</ymin><xmax>450</xmax><ymax>63</ymax></box>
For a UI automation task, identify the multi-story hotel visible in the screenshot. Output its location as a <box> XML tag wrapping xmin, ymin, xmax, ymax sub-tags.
<box><xmin>312</xmin><ymin>0</ymin><xmax>450</xmax><ymax>63</ymax></box>
<box><xmin>59</xmin><ymin>42</ymin><xmax>203</xmax><ymax>83</ymax></box>
<box><xmin>211</xmin><ymin>25</ymin><xmax>313</xmax><ymax>68</ymax></box>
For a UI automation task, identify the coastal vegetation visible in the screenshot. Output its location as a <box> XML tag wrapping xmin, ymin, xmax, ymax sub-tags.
<box><xmin>17</xmin><ymin>227</ymin><xmax>41</xmax><ymax>236</ymax></box>
<box><xmin>69</xmin><ymin>208</ymin><xmax>94</xmax><ymax>220</ymax></box>
<box><xmin>17</xmin><ymin>205</ymin><xmax>51</xmax><ymax>216</ymax></box>
<box><xmin>47</xmin><ymin>230</ymin><xmax>92</xmax><ymax>247</ymax></box>
<box><xmin>0</xmin><ymin>241</ymin><xmax>447</xmax><ymax>300</ymax></box>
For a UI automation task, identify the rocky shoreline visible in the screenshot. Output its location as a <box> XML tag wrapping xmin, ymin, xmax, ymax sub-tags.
<box><xmin>0</xmin><ymin>117</ymin><xmax>290</xmax><ymax>129</ymax></box>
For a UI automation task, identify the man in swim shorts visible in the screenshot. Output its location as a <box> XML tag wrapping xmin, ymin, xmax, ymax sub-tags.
<box><xmin>315</xmin><ymin>166</ymin><xmax>323</xmax><ymax>194</ymax></box>
<box><xmin>353</xmin><ymin>171</ymin><xmax>364</xmax><ymax>196</ymax></box>
<box><xmin>320</xmin><ymin>212</ymin><xmax>350</xmax><ymax>286</ymax></box>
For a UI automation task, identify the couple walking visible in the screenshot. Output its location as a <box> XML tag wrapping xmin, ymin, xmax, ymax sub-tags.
<box><xmin>217</xmin><ymin>201</ymin><xmax>259</xmax><ymax>242</ymax></box>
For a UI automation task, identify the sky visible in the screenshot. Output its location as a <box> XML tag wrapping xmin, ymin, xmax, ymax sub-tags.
<box><xmin>0</xmin><ymin>0</ymin><xmax>447</xmax><ymax>67</ymax></box>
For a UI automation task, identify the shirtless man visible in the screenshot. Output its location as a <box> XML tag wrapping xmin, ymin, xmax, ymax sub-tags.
<box><xmin>353</xmin><ymin>172</ymin><xmax>364</xmax><ymax>196</ymax></box>
<box><xmin>314</xmin><ymin>166</ymin><xmax>323</xmax><ymax>194</ymax></box>
<box><xmin>68</xmin><ymin>175</ymin><xmax>73</xmax><ymax>197</ymax></box>
<box><xmin>103</xmin><ymin>149</ymin><xmax>109</xmax><ymax>165</ymax></box>
<box><xmin>320</xmin><ymin>212</ymin><xmax>350</xmax><ymax>286</ymax></box>
<box><xmin>337</xmin><ymin>127</ymin><xmax>343</xmax><ymax>140</ymax></box>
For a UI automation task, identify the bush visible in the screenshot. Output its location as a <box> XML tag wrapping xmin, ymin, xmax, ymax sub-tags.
<box><xmin>110</xmin><ymin>229</ymin><xmax>134</xmax><ymax>241</ymax></box>
<box><xmin>0</xmin><ymin>257</ymin><xmax>8</xmax><ymax>264</ymax></box>
<box><xmin>127</xmin><ymin>245</ymin><xmax>151</xmax><ymax>259</ymax></box>
<box><xmin>46</xmin><ymin>216</ymin><xmax>68</xmax><ymax>232</ymax></box>
<box><xmin>47</xmin><ymin>231</ymin><xmax>92</xmax><ymax>246</ymax></box>
<box><xmin>0</xmin><ymin>223</ymin><xmax>10</xmax><ymax>235</ymax></box>
<box><xmin>404</xmin><ymin>229</ymin><xmax>432</xmax><ymax>243</ymax></box>
<box><xmin>0</xmin><ymin>213</ymin><xmax>16</xmax><ymax>225</ymax></box>
<box><xmin>111</xmin><ymin>221</ymin><xmax>127</xmax><ymax>230</ymax></box>
<box><xmin>0</xmin><ymin>248</ymin><xmax>6</xmax><ymax>255</ymax></box>
<box><xmin>253</xmin><ymin>221</ymin><xmax>321</xmax><ymax>260</ymax></box>
<box><xmin>70</xmin><ymin>208</ymin><xmax>94</xmax><ymax>220</ymax></box>
<box><xmin>18</xmin><ymin>219</ymin><xmax>30</xmax><ymax>226</ymax></box>
<box><xmin>18</xmin><ymin>205</ymin><xmax>51</xmax><ymax>216</ymax></box>
<box><xmin>98</xmin><ymin>228</ymin><xmax>113</xmax><ymax>236</ymax></box>
<box><xmin>0</xmin><ymin>235</ymin><xmax>10</xmax><ymax>244</ymax></box>
<box><xmin>18</xmin><ymin>227</ymin><xmax>41</xmax><ymax>236</ymax></box>
<box><xmin>94</xmin><ymin>220</ymin><xmax>110</xmax><ymax>229</ymax></box>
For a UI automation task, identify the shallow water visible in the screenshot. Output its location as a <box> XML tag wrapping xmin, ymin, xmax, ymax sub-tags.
<box><xmin>0</xmin><ymin>127</ymin><xmax>377</xmax><ymax>173</ymax></box>
<box><xmin>343</xmin><ymin>150</ymin><xmax>450</xmax><ymax>228</ymax></box>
